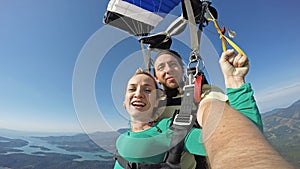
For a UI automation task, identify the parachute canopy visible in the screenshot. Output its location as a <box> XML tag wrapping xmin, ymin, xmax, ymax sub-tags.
<box><xmin>103</xmin><ymin>0</ymin><xmax>181</xmax><ymax>36</ymax></box>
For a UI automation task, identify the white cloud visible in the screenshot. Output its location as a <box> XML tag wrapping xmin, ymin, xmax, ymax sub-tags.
<box><xmin>255</xmin><ymin>82</ymin><xmax>300</xmax><ymax>113</ymax></box>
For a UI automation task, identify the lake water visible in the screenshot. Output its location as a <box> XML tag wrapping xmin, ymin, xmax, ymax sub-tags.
<box><xmin>0</xmin><ymin>133</ymin><xmax>113</xmax><ymax>161</ymax></box>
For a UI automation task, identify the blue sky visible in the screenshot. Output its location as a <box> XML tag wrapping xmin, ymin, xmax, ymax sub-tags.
<box><xmin>0</xmin><ymin>0</ymin><xmax>299</xmax><ymax>133</ymax></box>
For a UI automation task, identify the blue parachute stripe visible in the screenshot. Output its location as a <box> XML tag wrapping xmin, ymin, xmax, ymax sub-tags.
<box><xmin>123</xmin><ymin>0</ymin><xmax>166</xmax><ymax>13</ymax></box>
<box><xmin>123</xmin><ymin>0</ymin><xmax>181</xmax><ymax>15</ymax></box>
<box><xmin>145</xmin><ymin>0</ymin><xmax>180</xmax><ymax>13</ymax></box>
<box><xmin>141</xmin><ymin>0</ymin><xmax>181</xmax><ymax>12</ymax></box>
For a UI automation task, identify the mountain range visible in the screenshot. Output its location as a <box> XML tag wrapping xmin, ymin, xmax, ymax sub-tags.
<box><xmin>262</xmin><ymin>99</ymin><xmax>300</xmax><ymax>168</ymax></box>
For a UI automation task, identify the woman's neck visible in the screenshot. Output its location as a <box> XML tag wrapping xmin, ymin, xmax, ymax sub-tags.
<box><xmin>130</xmin><ymin>119</ymin><xmax>157</xmax><ymax>132</ymax></box>
<box><xmin>130</xmin><ymin>121</ymin><xmax>151</xmax><ymax>132</ymax></box>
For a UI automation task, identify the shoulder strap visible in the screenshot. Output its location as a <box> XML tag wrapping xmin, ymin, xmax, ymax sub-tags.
<box><xmin>163</xmin><ymin>83</ymin><xmax>198</xmax><ymax>168</ymax></box>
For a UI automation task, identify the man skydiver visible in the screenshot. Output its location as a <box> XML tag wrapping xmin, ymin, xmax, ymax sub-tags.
<box><xmin>153</xmin><ymin>49</ymin><xmax>263</xmax><ymax>168</ymax></box>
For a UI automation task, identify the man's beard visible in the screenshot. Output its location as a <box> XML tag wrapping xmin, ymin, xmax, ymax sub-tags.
<box><xmin>164</xmin><ymin>81</ymin><xmax>184</xmax><ymax>98</ymax></box>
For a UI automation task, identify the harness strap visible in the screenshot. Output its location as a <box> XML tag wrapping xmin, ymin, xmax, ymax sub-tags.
<box><xmin>164</xmin><ymin>85</ymin><xmax>197</xmax><ymax>168</ymax></box>
<box><xmin>114</xmin><ymin>152</ymin><xmax>167</xmax><ymax>169</ymax></box>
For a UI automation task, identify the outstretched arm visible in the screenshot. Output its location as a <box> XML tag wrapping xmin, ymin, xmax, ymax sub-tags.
<box><xmin>219</xmin><ymin>49</ymin><xmax>263</xmax><ymax>131</ymax></box>
<box><xmin>197</xmin><ymin>99</ymin><xmax>294</xmax><ymax>169</ymax></box>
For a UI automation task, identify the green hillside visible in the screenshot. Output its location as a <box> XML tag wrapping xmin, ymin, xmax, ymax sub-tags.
<box><xmin>263</xmin><ymin>99</ymin><xmax>300</xmax><ymax>168</ymax></box>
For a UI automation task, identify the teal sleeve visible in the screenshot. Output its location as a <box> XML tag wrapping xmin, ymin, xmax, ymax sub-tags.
<box><xmin>227</xmin><ymin>83</ymin><xmax>263</xmax><ymax>132</ymax></box>
<box><xmin>184</xmin><ymin>128</ymin><xmax>207</xmax><ymax>156</ymax></box>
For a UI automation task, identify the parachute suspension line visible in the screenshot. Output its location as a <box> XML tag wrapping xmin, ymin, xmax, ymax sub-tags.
<box><xmin>140</xmin><ymin>40</ymin><xmax>151</xmax><ymax>72</ymax></box>
<box><xmin>196</xmin><ymin>1</ymin><xmax>209</xmax><ymax>50</ymax></box>
<box><xmin>183</xmin><ymin>0</ymin><xmax>199</xmax><ymax>56</ymax></box>
<box><xmin>147</xmin><ymin>46</ymin><xmax>152</xmax><ymax>72</ymax></box>
<box><xmin>132</xmin><ymin>16</ymin><xmax>144</xmax><ymax>36</ymax></box>
<box><xmin>207</xmin><ymin>9</ymin><xmax>246</xmax><ymax>56</ymax></box>
<box><xmin>134</xmin><ymin>19</ymin><xmax>140</xmax><ymax>36</ymax></box>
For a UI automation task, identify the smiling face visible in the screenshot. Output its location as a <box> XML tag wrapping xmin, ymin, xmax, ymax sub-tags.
<box><xmin>154</xmin><ymin>53</ymin><xmax>184</xmax><ymax>90</ymax></box>
<box><xmin>124</xmin><ymin>73</ymin><xmax>159</xmax><ymax>123</ymax></box>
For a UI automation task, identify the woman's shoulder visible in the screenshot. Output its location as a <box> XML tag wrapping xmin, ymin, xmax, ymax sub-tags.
<box><xmin>157</xmin><ymin>117</ymin><xmax>173</xmax><ymax>129</ymax></box>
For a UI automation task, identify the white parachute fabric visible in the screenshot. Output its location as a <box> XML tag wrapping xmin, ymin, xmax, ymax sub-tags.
<box><xmin>103</xmin><ymin>0</ymin><xmax>181</xmax><ymax>36</ymax></box>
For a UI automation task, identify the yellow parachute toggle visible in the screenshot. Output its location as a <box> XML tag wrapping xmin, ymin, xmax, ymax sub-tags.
<box><xmin>206</xmin><ymin>10</ymin><xmax>246</xmax><ymax>56</ymax></box>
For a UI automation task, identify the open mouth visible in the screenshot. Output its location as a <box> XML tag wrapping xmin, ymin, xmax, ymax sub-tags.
<box><xmin>131</xmin><ymin>101</ymin><xmax>146</xmax><ymax>108</ymax></box>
